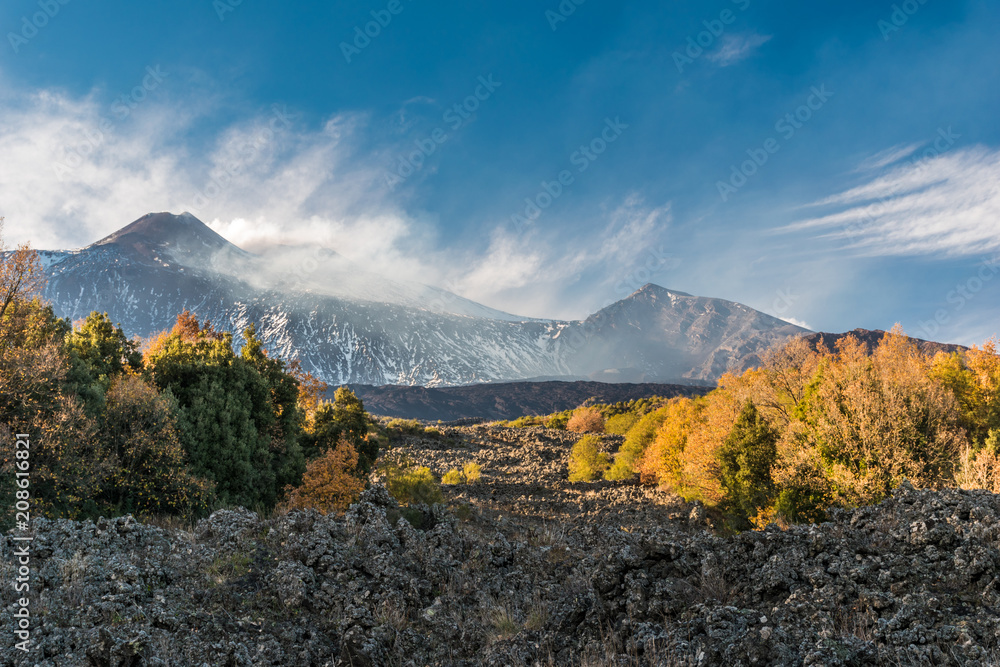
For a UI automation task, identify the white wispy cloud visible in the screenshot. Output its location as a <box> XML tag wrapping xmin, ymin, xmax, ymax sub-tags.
<box><xmin>458</xmin><ymin>195</ymin><xmax>672</xmax><ymax>317</ymax></box>
<box><xmin>779</xmin><ymin>145</ymin><xmax>1000</xmax><ymax>257</ymax></box>
<box><xmin>0</xmin><ymin>76</ymin><xmax>674</xmax><ymax>320</ymax></box>
<box><xmin>855</xmin><ymin>142</ymin><xmax>924</xmax><ymax>172</ymax></box>
<box><xmin>707</xmin><ymin>33</ymin><xmax>772</xmax><ymax>67</ymax></box>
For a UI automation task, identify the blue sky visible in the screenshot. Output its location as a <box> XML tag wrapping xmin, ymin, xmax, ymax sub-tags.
<box><xmin>1</xmin><ymin>0</ymin><xmax>998</xmax><ymax>345</ymax></box>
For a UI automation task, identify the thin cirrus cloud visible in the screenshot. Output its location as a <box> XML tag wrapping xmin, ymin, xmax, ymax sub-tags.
<box><xmin>0</xmin><ymin>77</ymin><xmax>672</xmax><ymax>321</ymax></box>
<box><xmin>706</xmin><ymin>33</ymin><xmax>772</xmax><ymax>67</ymax></box>
<box><xmin>779</xmin><ymin>146</ymin><xmax>1000</xmax><ymax>258</ymax></box>
<box><xmin>854</xmin><ymin>142</ymin><xmax>924</xmax><ymax>172</ymax></box>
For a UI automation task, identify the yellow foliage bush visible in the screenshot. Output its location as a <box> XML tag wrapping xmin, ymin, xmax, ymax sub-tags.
<box><xmin>569</xmin><ymin>435</ymin><xmax>610</xmax><ymax>482</ymax></box>
<box><xmin>463</xmin><ymin>462</ymin><xmax>482</xmax><ymax>483</ymax></box>
<box><xmin>441</xmin><ymin>469</ymin><xmax>464</xmax><ymax>485</ymax></box>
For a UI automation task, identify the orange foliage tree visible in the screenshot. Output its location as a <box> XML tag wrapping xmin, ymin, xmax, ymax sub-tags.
<box><xmin>282</xmin><ymin>436</ymin><xmax>365</xmax><ymax>514</ymax></box>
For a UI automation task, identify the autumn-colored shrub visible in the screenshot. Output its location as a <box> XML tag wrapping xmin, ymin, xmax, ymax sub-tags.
<box><xmin>463</xmin><ymin>462</ymin><xmax>482</xmax><ymax>483</ymax></box>
<box><xmin>568</xmin><ymin>435</ymin><xmax>610</xmax><ymax>482</ymax></box>
<box><xmin>283</xmin><ymin>437</ymin><xmax>365</xmax><ymax>514</ymax></box>
<box><xmin>441</xmin><ymin>469</ymin><xmax>464</xmax><ymax>485</ymax></box>
<box><xmin>632</xmin><ymin>398</ymin><xmax>700</xmax><ymax>488</ymax></box>
<box><xmin>380</xmin><ymin>459</ymin><xmax>444</xmax><ymax>506</ymax></box>
<box><xmin>567</xmin><ymin>407</ymin><xmax>605</xmax><ymax>433</ymax></box>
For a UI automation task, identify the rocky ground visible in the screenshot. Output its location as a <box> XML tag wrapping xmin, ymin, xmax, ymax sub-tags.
<box><xmin>3</xmin><ymin>425</ymin><xmax>1000</xmax><ymax>666</ymax></box>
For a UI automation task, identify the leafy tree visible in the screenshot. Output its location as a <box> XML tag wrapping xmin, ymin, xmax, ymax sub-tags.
<box><xmin>99</xmin><ymin>375</ymin><xmax>213</xmax><ymax>517</ymax></box>
<box><xmin>64</xmin><ymin>312</ymin><xmax>142</xmax><ymax>416</ymax></box>
<box><xmin>717</xmin><ymin>400</ymin><xmax>778</xmax><ymax>527</ymax></box>
<box><xmin>633</xmin><ymin>398</ymin><xmax>700</xmax><ymax>488</ymax></box>
<box><xmin>144</xmin><ymin>313</ymin><xmax>305</xmax><ymax>510</ymax></box>
<box><xmin>238</xmin><ymin>323</ymin><xmax>307</xmax><ymax>492</ymax></box>
<box><xmin>604</xmin><ymin>411</ymin><xmax>640</xmax><ymax>436</ymax></box>
<box><xmin>283</xmin><ymin>436</ymin><xmax>365</xmax><ymax>514</ymax></box>
<box><xmin>305</xmin><ymin>387</ymin><xmax>377</xmax><ymax>474</ymax></box>
<box><xmin>0</xmin><ymin>219</ymin><xmax>46</xmax><ymax>348</ymax></box>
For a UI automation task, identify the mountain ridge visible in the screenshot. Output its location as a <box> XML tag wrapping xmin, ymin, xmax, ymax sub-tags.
<box><xmin>37</xmin><ymin>212</ymin><xmax>812</xmax><ymax>387</ymax></box>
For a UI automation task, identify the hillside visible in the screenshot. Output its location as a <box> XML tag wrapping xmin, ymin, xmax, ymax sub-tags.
<box><xmin>347</xmin><ymin>380</ymin><xmax>712</xmax><ymax>421</ymax></box>
<box><xmin>5</xmin><ymin>425</ymin><xmax>999</xmax><ymax>665</ymax></box>
<box><xmin>804</xmin><ymin>328</ymin><xmax>967</xmax><ymax>356</ymax></box>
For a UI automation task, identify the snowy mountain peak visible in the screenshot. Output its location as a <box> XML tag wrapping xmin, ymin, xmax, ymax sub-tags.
<box><xmin>39</xmin><ymin>214</ymin><xmax>813</xmax><ymax>387</ymax></box>
<box><xmin>90</xmin><ymin>212</ymin><xmax>242</xmax><ymax>264</ymax></box>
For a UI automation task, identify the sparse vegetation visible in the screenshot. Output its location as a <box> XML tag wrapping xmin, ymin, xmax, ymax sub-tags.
<box><xmin>463</xmin><ymin>462</ymin><xmax>481</xmax><ymax>483</ymax></box>
<box><xmin>441</xmin><ymin>461</ymin><xmax>483</xmax><ymax>486</ymax></box>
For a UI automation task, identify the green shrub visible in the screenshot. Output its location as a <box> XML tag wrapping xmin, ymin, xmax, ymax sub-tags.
<box><xmin>568</xmin><ymin>435</ymin><xmax>610</xmax><ymax>482</ymax></box>
<box><xmin>773</xmin><ymin>487</ymin><xmax>828</xmax><ymax>525</ymax></box>
<box><xmin>509</xmin><ymin>415</ymin><xmax>545</xmax><ymax>428</ymax></box>
<box><xmin>545</xmin><ymin>411</ymin><xmax>573</xmax><ymax>430</ymax></box>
